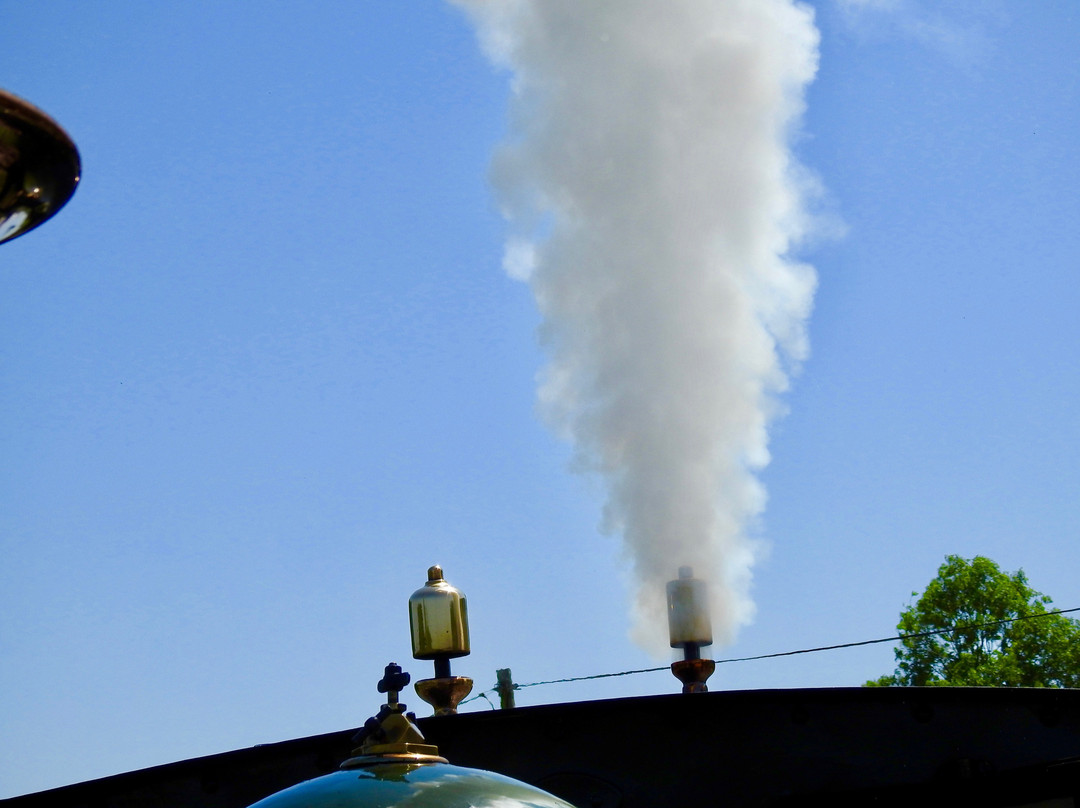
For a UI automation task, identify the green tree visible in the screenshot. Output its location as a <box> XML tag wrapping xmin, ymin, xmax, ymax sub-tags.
<box><xmin>867</xmin><ymin>555</ymin><xmax>1080</xmax><ymax>687</ymax></box>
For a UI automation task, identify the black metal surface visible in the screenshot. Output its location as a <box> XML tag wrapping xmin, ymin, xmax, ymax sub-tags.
<box><xmin>0</xmin><ymin>90</ymin><xmax>80</xmax><ymax>244</ymax></box>
<box><xmin>4</xmin><ymin>688</ymin><xmax>1079</xmax><ymax>808</ymax></box>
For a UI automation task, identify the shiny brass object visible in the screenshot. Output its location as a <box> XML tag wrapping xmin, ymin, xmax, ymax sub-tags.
<box><xmin>409</xmin><ymin>564</ymin><xmax>470</xmax><ymax>668</ymax></box>
<box><xmin>409</xmin><ymin>564</ymin><xmax>473</xmax><ymax>714</ymax></box>
<box><xmin>414</xmin><ymin>675</ymin><xmax>474</xmax><ymax>717</ymax></box>
<box><xmin>0</xmin><ymin>89</ymin><xmax>80</xmax><ymax>244</ymax></box>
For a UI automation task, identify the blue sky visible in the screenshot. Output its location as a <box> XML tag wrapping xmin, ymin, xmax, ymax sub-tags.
<box><xmin>2</xmin><ymin>1</ymin><xmax>1079</xmax><ymax>798</ymax></box>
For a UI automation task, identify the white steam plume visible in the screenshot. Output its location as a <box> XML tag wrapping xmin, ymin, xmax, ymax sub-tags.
<box><xmin>452</xmin><ymin>0</ymin><xmax>821</xmax><ymax>655</ymax></box>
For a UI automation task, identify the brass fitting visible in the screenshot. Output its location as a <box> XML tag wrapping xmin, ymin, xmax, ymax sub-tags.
<box><xmin>671</xmin><ymin>658</ymin><xmax>716</xmax><ymax>694</ymax></box>
<box><xmin>414</xmin><ymin>675</ymin><xmax>474</xmax><ymax>716</ymax></box>
<box><xmin>414</xmin><ymin>674</ymin><xmax>475</xmax><ymax>717</ymax></box>
<box><xmin>340</xmin><ymin>663</ymin><xmax>447</xmax><ymax>769</ymax></box>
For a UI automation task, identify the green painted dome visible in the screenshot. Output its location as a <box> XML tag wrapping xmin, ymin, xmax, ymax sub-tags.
<box><xmin>248</xmin><ymin>761</ymin><xmax>576</xmax><ymax>808</ymax></box>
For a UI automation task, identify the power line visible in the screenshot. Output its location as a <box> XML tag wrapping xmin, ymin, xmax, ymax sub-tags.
<box><xmin>463</xmin><ymin>606</ymin><xmax>1080</xmax><ymax>703</ymax></box>
<box><xmin>705</xmin><ymin>605</ymin><xmax>1080</xmax><ymax>667</ymax></box>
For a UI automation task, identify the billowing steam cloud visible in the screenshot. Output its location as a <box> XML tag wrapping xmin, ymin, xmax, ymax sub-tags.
<box><xmin>452</xmin><ymin>0</ymin><xmax>821</xmax><ymax>655</ymax></box>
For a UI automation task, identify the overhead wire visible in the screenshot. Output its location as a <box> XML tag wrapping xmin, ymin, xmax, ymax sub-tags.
<box><xmin>462</xmin><ymin>606</ymin><xmax>1080</xmax><ymax>705</ymax></box>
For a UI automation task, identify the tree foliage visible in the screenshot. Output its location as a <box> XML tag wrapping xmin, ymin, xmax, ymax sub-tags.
<box><xmin>867</xmin><ymin>555</ymin><xmax>1080</xmax><ymax>687</ymax></box>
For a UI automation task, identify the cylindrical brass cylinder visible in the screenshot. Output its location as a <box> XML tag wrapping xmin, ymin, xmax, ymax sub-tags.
<box><xmin>409</xmin><ymin>564</ymin><xmax>470</xmax><ymax>660</ymax></box>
